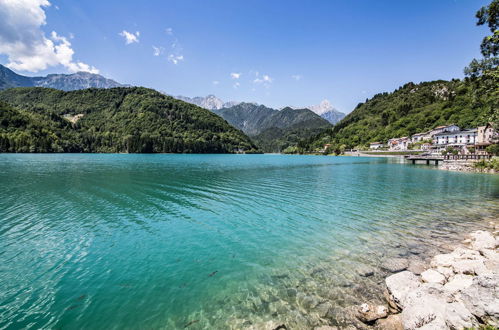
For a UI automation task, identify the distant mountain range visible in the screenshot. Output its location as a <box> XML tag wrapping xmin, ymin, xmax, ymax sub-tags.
<box><xmin>213</xmin><ymin>103</ymin><xmax>331</xmax><ymax>152</ymax></box>
<box><xmin>0</xmin><ymin>64</ymin><xmax>341</xmax><ymax>153</ymax></box>
<box><xmin>175</xmin><ymin>95</ymin><xmax>241</xmax><ymax>110</ymax></box>
<box><xmin>178</xmin><ymin>94</ymin><xmax>346</xmax><ymax>125</ymax></box>
<box><xmin>0</xmin><ymin>64</ymin><xmax>126</xmax><ymax>91</ymax></box>
<box><xmin>288</xmin><ymin>99</ymin><xmax>346</xmax><ymax>124</ymax></box>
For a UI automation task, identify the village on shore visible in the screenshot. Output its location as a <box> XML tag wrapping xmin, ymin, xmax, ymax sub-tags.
<box><xmin>368</xmin><ymin>123</ymin><xmax>496</xmax><ymax>155</ymax></box>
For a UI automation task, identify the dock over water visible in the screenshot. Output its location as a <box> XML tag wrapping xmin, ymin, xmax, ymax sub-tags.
<box><xmin>406</xmin><ymin>154</ymin><xmax>492</xmax><ymax>165</ymax></box>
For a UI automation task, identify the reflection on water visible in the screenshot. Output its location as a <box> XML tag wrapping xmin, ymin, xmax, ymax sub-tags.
<box><xmin>0</xmin><ymin>154</ymin><xmax>497</xmax><ymax>329</ymax></box>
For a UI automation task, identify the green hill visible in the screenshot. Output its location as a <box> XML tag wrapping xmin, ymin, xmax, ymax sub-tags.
<box><xmin>213</xmin><ymin>103</ymin><xmax>331</xmax><ymax>152</ymax></box>
<box><xmin>0</xmin><ymin>87</ymin><xmax>257</xmax><ymax>153</ymax></box>
<box><xmin>298</xmin><ymin>79</ymin><xmax>495</xmax><ymax>152</ymax></box>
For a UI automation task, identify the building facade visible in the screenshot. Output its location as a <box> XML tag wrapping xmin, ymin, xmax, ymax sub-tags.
<box><xmin>369</xmin><ymin>142</ymin><xmax>383</xmax><ymax>150</ymax></box>
<box><xmin>388</xmin><ymin>137</ymin><xmax>409</xmax><ymax>151</ymax></box>
<box><xmin>434</xmin><ymin>129</ymin><xmax>477</xmax><ymax>147</ymax></box>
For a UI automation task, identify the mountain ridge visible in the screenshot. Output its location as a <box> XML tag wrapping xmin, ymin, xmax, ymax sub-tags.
<box><xmin>0</xmin><ymin>64</ymin><xmax>126</xmax><ymax>91</ymax></box>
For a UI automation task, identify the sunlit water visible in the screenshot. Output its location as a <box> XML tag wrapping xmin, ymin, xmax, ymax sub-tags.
<box><xmin>0</xmin><ymin>154</ymin><xmax>498</xmax><ymax>329</ymax></box>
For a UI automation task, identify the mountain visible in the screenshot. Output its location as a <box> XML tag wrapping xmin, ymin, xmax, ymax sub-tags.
<box><xmin>0</xmin><ymin>64</ymin><xmax>126</xmax><ymax>91</ymax></box>
<box><xmin>307</xmin><ymin>99</ymin><xmax>336</xmax><ymax>115</ymax></box>
<box><xmin>0</xmin><ymin>65</ymin><xmax>34</xmax><ymax>90</ymax></box>
<box><xmin>0</xmin><ymin>87</ymin><xmax>257</xmax><ymax>153</ymax></box>
<box><xmin>299</xmin><ymin>79</ymin><xmax>494</xmax><ymax>153</ymax></box>
<box><xmin>288</xmin><ymin>99</ymin><xmax>346</xmax><ymax>124</ymax></box>
<box><xmin>307</xmin><ymin>99</ymin><xmax>346</xmax><ymax>124</ymax></box>
<box><xmin>213</xmin><ymin>103</ymin><xmax>331</xmax><ymax>152</ymax></box>
<box><xmin>176</xmin><ymin>94</ymin><xmax>241</xmax><ymax>110</ymax></box>
<box><xmin>213</xmin><ymin>103</ymin><xmax>277</xmax><ymax>136</ymax></box>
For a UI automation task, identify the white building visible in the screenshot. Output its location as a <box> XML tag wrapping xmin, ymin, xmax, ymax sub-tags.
<box><xmin>369</xmin><ymin>142</ymin><xmax>383</xmax><ymax>150</ymax></box>
<box><xmin>411</xmin><ymin>132</ymin><xmax>427</xmax><ymax>143</ymax></box>
<box><xmin>388</xmin><ymin>137</ymin><xmax>410</xmax><ymax>151</ymax></box>
<box><xmin>430</xmin><ymin>124</ymin><xmax>460</xmax><ymax>137</ymax></box>
<box><xmin>434</xmin><ymin>129</ymin><xmax>477</xmax><ymax>147</ymax></box>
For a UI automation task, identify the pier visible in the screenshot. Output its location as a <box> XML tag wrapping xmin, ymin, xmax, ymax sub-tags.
<box><xmin>406</xmin><ymin>154</ymin><xmax>492</xmax><ymax>165</ymax></box>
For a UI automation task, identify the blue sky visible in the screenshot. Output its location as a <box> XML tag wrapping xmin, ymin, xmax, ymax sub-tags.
<box><xmin>0</xmin><ymin>0</ymin><xmax>491</xmax><ymax>112</ymax></box>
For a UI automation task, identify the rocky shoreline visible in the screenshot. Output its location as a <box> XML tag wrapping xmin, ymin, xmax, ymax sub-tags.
<box><xmin>438</xmin><ymin>160</ymin><xmax>498</xmax><ymax>174</ymax></box>
<box><xmin>350</xmin><ymin>223</ymin><xmax>499</xmax><ymax>330</ymax></box>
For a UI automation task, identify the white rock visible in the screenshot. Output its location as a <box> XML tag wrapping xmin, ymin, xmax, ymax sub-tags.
<box><xmin>443</xmin><ymin>274</ymin><xmax>474</xmax><ymax>293</ymax></box>
<box><xmin>400</xmin><ymin>287</ymin><xmax>476</xmax><ymax>330</ymax></box>
<box><xmin>461</xmin><ymin>274</ymin><xmax>499</xmax><ymax>326</ymax></box>
<box><xmin>450</xmin><ymin>247</ymin><xmax>482</xmax><ymax>260</ymax></box>
<box><xmin>443</xmin><ymin>301</ymin><xmax>478</xmax><ymax>329</ymax></box>
<box><xmin>452</xmin><ymin>259</ymin><xmax>488</xmax><ymax>276</ymax></box>
<box><xmin>421</xmin><ymin>269</ymin><xmax>446</xmax><ymax>285</ymax></box>
<box><xmin>480</xmin><ymin>248</ymin><xmax>498</xmax><ymax>260</ymax></box>
<box><xmin>435</xmin><ymin>266</ymin><xmax>454</xmax><ymax>279</ymax></box>
<box><xmin>469</xmin><ymin>230</ymin><xmax>497</xmax><ymax>251</ymax></box>
<box><xmin>385</xmin><ymin>271</ymin><xmax>420</xmax><ymax>309</ymax></box>
<box><xmin>400</xmin><ymin>293</ymin><xmax>447</xmax><ymax>330</ymax></box>
<box><xmin>430</xmin><ymin>253</ymin><xmax>455</xmax><ymax>268</ymax></box>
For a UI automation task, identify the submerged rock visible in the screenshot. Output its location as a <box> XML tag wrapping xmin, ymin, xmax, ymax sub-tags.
<box><xmin>314</xmin><ymin>326</ymin><xmax>338</xmax><ymax>330</ymax></box>
<box><xmin>382</xmin><ymin>258</ymin><xmax>409</xmax><ymax>273</ymax></box>
<box><xmin>356</xmin><ymin>303</ymin><xmax>388</xmax><ymax>323</ymax></box>
<box><xmin>356</xmin><ymin>265</ymin><xmax>375</xmax><ymax>277</ymax></box>
<box><xmin>407</xmin><ymin>259</ymin><xmax>426</xmax><ymax>275</ymax></box>
<box><xmin>374</xmin><ymin>314</ymin><xmax>403</xmax><ymax>330</ymax></box>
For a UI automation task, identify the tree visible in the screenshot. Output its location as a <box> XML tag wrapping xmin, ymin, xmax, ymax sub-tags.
<box><xmin>464</xmin><ymin>0</ymin><xmax>499</xmax><ymax>128</ymax></box>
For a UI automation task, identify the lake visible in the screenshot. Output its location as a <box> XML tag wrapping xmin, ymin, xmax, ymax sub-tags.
<box><xmin>0</xmin><ymin>154</ymin><xmax>497</xmax><ymax>329</ymax></box>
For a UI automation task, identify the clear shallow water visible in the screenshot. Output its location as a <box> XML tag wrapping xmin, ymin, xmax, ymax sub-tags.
<box><xmin>0</xmin><ymin>154</ymin><xmax>498</xmax><ymax>329</ymax></box>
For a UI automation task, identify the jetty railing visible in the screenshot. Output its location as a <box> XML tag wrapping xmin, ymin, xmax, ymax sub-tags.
<box><xmin>443</xmin><ymin>154</ymin><xmax>492</xmax><ymax>160</ymax></box>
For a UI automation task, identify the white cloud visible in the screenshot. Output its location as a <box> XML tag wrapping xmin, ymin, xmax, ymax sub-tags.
<box><xmin>291</xmin><ymin>74</ymin><xmax>302</xmax><ymax>81</ymax></box>
<box><xmin>168</xmin><ymin>54</ymin><xmax>184</xmax><ymax>65</ymax></box>
<box><xmin>0</xmin><ymin>0</ymin><xmax>98</xmax><ymax>73</ymax></box>
<box><xmin>119</xmin><ymin>30</ymin><xmax>139</xmax><ymax>44</ymax></box>
<box><xmin>233</xmin><ymin>82</ymin><xmax>240</xmax><ymax>89</ymax></box>
<box><xmin>230</xmin><ymin>72</ymin><xmax>241</xmax><ymax>79</ymax></box>
<box><xmin>212</xmin><ymin>80</ymin><xmax>219</xmax><ymax>85</ymax></box>
<box><xmin>152</xmin><ymin>46</ymin><xmax>164</xmax><ymax>56</ymax></box>
<box><xmin>165</xmin><ymin>27</ymin><xmax>173</xmax><ymax>35</ymax></box>
<box><xmin>253</xmin><ymin>74</ymin><xmax>272</xmax><ymax>84</ymax></box>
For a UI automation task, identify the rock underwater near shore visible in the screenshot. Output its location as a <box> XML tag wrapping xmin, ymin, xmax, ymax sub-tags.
<box><xmin>223</xmin><ymin>221</ymin><xmax>498</xmax><ymax>330</ymax></box>
<box><xmin>380</xmin><ymin>226</ymin><xmax>498</xmax><ymax>329</ymax></box>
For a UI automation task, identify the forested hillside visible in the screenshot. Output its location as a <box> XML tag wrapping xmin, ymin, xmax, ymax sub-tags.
<box><xmin>298</xmin><ymin>79</ymin><xmax>494</xmax><ymax>152</ymax></box>
<box><xmin>0</xmin><ymin>87</ymin><xmax>257</xmax><ymax>153</ymax></box>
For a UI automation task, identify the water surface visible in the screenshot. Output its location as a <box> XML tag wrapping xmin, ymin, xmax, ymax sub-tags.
<box><xmin>0</xmin><ymin>154</ymin><xmax>498</xmax><ymax>329</ymax></box>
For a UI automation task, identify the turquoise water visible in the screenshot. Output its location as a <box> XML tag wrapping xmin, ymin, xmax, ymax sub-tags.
<box><xmin>0</xmin><ymin>154</ymin><xmax>498</xmax><ymax>329</ymax></box>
